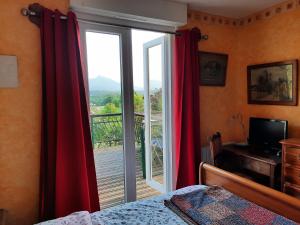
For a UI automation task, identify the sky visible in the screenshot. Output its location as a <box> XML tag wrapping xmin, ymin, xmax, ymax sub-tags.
<box><xmin>86</xmin><ymin>29</ymin><xmax>165</xmax><ymax>89</ymax></box>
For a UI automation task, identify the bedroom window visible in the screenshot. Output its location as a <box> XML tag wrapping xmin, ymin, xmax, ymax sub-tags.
<box><xmin>80</xmin><ymin>23</ymin><xmax>173</xmax><ymax>208</ymax></box>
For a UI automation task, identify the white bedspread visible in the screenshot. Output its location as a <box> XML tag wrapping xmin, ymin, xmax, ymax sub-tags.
<box><xmin>91</xmin><ymin>185</ymin><xmax>204</xmax><ymax>225</ymax></box>
<box><xmin>36</xmin><ymin>211</ymin><xmax>92</xmax><ymax>225</ymax></box>
<box><xmin>36</xmin><ymin>185</ymin><xmax>205</xmax><ymax>225</ymax></box>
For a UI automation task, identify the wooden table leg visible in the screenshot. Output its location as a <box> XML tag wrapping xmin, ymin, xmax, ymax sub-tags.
<box><xmin>270</xmin><ymin>165</ymin><xmax>275</xmax><ymax>188</ymax></box>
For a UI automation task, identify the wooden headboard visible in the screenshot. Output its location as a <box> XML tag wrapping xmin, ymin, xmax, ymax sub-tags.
<box><xmin>199</xmin><ymin>163</ymin><xmax>300</xmax><ymax>222</ymax></box>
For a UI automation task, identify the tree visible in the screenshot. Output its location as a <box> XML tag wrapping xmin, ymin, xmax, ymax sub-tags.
<box><xmin>150</xmin><ymin>88</ymin><xmax>162</xmax><ymax>113</ymax></box>
<box><xmin>101</xmin><ymin>103</ymin><xmax>120</xmax><ymax>114</ymax></box>
<box><xmin>112</xmin><ymin>95</ymin><xmax>121</xmax><ymax>108</ymax></box>
<box><xmin>134</xmin><ymin>92</ymin><xmax>144</xmax><ymax>113</ymax></box>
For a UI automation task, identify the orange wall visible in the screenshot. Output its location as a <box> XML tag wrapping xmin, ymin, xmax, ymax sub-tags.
<box><xmin>236</xmin><ymin>9</ymin><xmax>300</xmax><ymax>139</ymax></box>
<box><xmin>0</xmin><ymin>1</ymin><xmax>69</xmax><ymax>225</ymax></box>
<box><xmin>187</xmin><ymin>8</ymin><xmax>300</xmax><ymax>146</ymax></box>
<box><xmin>183</xmin><ymin>16</ymin><xmax>241</xmax><ymax>145</ymax></box>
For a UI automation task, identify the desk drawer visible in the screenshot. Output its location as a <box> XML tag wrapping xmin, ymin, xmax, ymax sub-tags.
<box><xmin>284</xmin><ymin>183</ymin><xmax>300</xmax><ymax>199</ymax></box>
<box><xmin>284</xmin><ymin>166</ymin><xmax>300</xmax><ymax>186</ymax></box>
<box><xmin>241</xmin><ymin>158</ymin><xmax>270</xmax><ymax>176</ymax></box>
<box><xmin>284</xmin><ymin>147</ymin><xmax>300</xmax><ymax>167</ymax></box>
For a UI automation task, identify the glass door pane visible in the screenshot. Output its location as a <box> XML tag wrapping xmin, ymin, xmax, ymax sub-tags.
<box><xmin>143</xmin><ymin>36</ymin><xmax>167</xmax><ymax>193</ymax></box>
<box><xmin>148</xmin><ymin>45</ymin><xmax>164</xmax><ymax>186</ymax></box>
<box><xmin>131</xmin><ymin>30</ymin><xmax>165</xmax><ymax>200</ymax></box>
<box><xmin>86</xmin><ymin>31</ymin><xmax>125</xmax><ymax>209</ymax></box>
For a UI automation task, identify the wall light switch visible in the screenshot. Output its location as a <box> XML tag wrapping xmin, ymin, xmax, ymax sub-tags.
<box><xmin>0</xmin><ymin>55</ymin><xmax>18</xmax><ymax>88</ymax></box>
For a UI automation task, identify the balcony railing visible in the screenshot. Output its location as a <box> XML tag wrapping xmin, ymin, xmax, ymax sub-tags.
<box><xmin>90</xmin><ymin>112</ymin><xmax>164</xmax><ymax>180</ymax></box>
<box><xmin>90</xmin><ymin>113</ymin><xmax>145</xmax><ymax>148</ymax></box>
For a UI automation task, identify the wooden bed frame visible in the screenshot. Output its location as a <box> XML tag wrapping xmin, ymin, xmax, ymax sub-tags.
<box><xmin>199</xmin><ymin>163</ymin><xmax>300</xmax><ymax>222</ymax></box>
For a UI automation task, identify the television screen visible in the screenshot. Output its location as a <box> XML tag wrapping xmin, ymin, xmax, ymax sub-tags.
<box><xmin>249</xmin><ymin>117</ymin><xmax>288</xmax><ymax>151</ymax></box>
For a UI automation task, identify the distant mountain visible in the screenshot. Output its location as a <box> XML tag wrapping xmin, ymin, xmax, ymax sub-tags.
<box><xmin>89</xmin><ymin>76</ymin><xmax>121</xmax><ymax>92</ymax></box>
<box><xmin>88</xmin><ymin>76</ymin><xmax>161</xmax><ymax>92</ymax></box>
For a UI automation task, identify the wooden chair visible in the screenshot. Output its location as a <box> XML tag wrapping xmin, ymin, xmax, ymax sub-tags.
<box><xmin>208</xmin><ymin>132</ymin><xmax>233</xmax><ymax>169</ymax></box>
<box><xmin>209</xmin><ymin>132</ymin><xmax>253</xmax><ymax>179</ymax></box>
<box><xmin>209</xmin><ymin>132</ymin><xmax>223</xmax><ymax>167</ymax></box>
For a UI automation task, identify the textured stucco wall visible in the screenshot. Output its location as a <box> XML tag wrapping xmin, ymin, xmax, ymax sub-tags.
<box><xmin>183</xmin><ymin>17</ymin><xmax>241</xmax><ymax>146</ymax></box>
<box><xmin>236</xmin><ymin>9</ymin><xmax>300</xmax><ymax>139</ymax></box>
<box><xmin>0</xmin><ymin>1</ymin><xmax>69</xmax><ymax>224</ymax></box>
<box><xmin>185</xmin><ymin>8</ymin><xmax>300</xmax><ymax>146</ymax></box>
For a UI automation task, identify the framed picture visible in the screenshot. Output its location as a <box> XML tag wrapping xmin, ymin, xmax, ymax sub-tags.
<box><xmin>247</xmin><ymin>60</ymin><xmax>298</xmax><ymax>106</ymax></box>
<box><xmin>199</xmin><ymin>51</ymin><xmax>228</xmax><ymax>86</ymax></box>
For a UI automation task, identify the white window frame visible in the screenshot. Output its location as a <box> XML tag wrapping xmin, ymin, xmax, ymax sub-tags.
<box><xmin>80</xmin><ymin>22</ymin><xmax>137</xmax><ymax>203</ymax></box>
<box><xmin>143</xmin><ymin>35</ymin><xmax>173</xmax><ymax>193</ymax></box>
<box><xmin>79</xmin><ymin>17</ymin><xmax>175</xmax><ymax>204</ymax></box>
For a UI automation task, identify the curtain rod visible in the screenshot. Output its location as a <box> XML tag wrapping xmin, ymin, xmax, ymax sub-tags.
<box><xmin>21</xmin><ymin>7</ymin><xmax>208</xmax><ymax>40</ymax></box>
<box><xmin>21</xmin><ymin>7</ymin><xmax>68</xmax><ymax>19</ymax></box>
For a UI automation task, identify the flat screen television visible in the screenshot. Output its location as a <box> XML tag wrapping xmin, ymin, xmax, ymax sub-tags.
<box><xmin>248</xmin><ymin>117</ymin><xmax>288</xmax><ymax>152</ymax></box>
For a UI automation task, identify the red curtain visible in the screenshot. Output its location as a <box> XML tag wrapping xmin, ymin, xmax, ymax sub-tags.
<box><xmin>174</xmin><ymin>28</ymin><xmax>201</xmax><ymax>189</ymax></box>
<box><xmin>39</xmin><ymin>8</ymin><xmax>100</xmax><ymax>221</ymax></box>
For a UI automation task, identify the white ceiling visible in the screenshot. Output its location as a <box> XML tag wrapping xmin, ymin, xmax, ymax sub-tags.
<box><xmin>169</xmin><ymin>0</ymin><xmax>287</xmax><ymax>18</ymax></box>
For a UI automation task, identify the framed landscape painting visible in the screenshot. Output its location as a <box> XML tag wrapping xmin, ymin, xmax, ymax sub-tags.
<box><xmin>199</xmin><ymin>51</ymin><xmax>228</xmax><ymax>86</ymax></box>
<box><xmin>247</xmin><ymin>60</ymin><xmax>298</xmax><ymax>106</ymax></box>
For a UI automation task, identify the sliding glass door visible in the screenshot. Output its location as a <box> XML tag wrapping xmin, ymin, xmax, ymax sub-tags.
<box><xmin>86</xmin><ymin>31</ymin><xmax>126</xmax><ymax>208</ymax></box>
<box><xmin>81</xmin><ymin>23</ymin><xmax>136</xmax><ymax>207</ymax></box>
<box><xmin>80</xmin><ymin>22</ymin><xmax>173</xmax><ymax>208</ymax></box>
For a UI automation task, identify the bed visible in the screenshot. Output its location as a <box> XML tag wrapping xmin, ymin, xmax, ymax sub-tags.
<box><xmin>38</xmin><ymin>163</ymin><xmax>300</xmax><ymax>225</ymax></box>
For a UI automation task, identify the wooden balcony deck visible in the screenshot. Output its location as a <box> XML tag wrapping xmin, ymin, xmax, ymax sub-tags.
<box><xmin>94</xmin><ymin>146</ymin><xmax>162</xmax><ymax>209</ymax></box>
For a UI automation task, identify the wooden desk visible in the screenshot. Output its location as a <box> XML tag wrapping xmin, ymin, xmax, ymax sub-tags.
<box><xmin>223</xmin><ymin>144</ymin><xmax>281</xmax><ymax>188</ymax></box>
